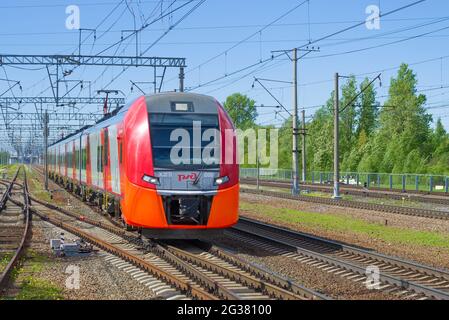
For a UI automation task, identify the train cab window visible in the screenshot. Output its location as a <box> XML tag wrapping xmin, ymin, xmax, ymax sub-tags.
<box><xmin>149</xmin><ymin>113</ymin><xmax>220</xmax><ymax>169</ymax></box>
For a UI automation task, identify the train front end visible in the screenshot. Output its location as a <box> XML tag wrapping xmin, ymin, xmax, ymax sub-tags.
<box><xmin>121</xmin><ymin>93</ymin><xmax>239</xmax><ymax>239</ymax></box>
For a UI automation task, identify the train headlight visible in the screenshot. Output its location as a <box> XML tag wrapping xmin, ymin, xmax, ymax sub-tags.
<box><xmin>142</xmin><ymin>175</ymin><xmax>160</xmax><ymax>185</ymax></box>
<box><xmin>214</xmin><ymin>176</ymin><xmax>229</xmax><ymax>186</ymax></box>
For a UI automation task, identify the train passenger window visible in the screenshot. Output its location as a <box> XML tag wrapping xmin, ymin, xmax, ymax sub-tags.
<box><xmin>81</xmin><ymin>148</ymin><xmax>87</xmax><ymax>170</ymax></box>
<box><xmin>75</xmin><ymin>149</ymin><xmax>79</xmax><ymax>169</ymax></box>
<box><xmin>97</xmin><ymin>145</ymin><xmax>103</xmax><ymax>173</ymax></box>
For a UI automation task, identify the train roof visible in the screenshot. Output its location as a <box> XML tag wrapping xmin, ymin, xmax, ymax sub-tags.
<box><xmin>145</xmin><ymin>92</ymin><xmax>219</xmax><ymax>114</ymax></box>
<box><xmin>48</xmin><ymin>92</ymin><xmax>219</xmax><ymax>148</ymax></box>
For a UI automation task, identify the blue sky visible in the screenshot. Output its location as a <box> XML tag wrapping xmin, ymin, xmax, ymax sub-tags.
<box><xmin>1</xmin><ymin>0</ymin><xmax>449</xmax><ymax>136</ymax></box>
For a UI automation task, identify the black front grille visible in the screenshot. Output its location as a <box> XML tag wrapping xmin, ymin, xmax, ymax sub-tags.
<box><xmin>162</xmin><ymin>195</ymin><xmax>213</xmax><ymax>225</ymax></box>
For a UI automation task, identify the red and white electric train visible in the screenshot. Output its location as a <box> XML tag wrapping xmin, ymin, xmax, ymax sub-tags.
<box><xmin>48</xmin><ymin>93</ymin><xmax>239</xmax><ymax>238</ymax></box>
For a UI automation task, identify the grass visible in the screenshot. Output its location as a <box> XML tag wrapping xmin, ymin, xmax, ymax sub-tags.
<box><xmin>25</xmin><ymin>166</ymin><xmax>52</xmax><ymax>202</ymax></box>
<box><xmin>1</xmin><ymin>250</ymin><xmax>63</xmax><ymax>300</ymax></box>
<box><xmin>240</xmin><ymin>201</ymin><xmax>449</xmax><ymax>250</ymax></box>
<box><xmin>15</xmin><ymin>277</ymin><xmax>63</xmax><ymax>300</ymax></box>
<box><xmin>5</xmin><ymin>164</ymin><xmax>19</xmax><ymax>179</ymax></box>
<box><xmin>0</xmin><ymin>253</ymin><xmax>13</xmax><ymax>273</ymax></box>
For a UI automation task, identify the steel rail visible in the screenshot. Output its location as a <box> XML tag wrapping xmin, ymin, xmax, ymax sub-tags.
<box><xmin>8</xmin><ymin>172</ymin><xmax>217</xmax><ymax>300</ymax></box>
<box><xmin>239</xmin><ymin>217</ymin><xmax>449</xmax><ymax>280</ymax></box>
<box><xmin>204</xmin><ymin>244</ymin><xmax>329</xmax><ymax>300</ymax></box>
<box><xmin>28</xmin><ymin>197</ymin><xmax>324</xmax><ymax>300</ymax></box>
<box><xmin>241</xmin><ymin>178</ymin><xmax>449</xmax><ymax>203</ymax></box>
<box><xmin>161</xmin><ymin>243</ymin><xmax>316</xmax><ymax>300</ymax></box>
<box><xmin>0</xmin><ymin>168</ymin><xmax>20</xmax><ymax>210</ymax></box>
<box><xmin>0</xmin><ymin>167</ymin><xmax>31</xmax><ymax>290</ymax></box>
<box><xmin>27</xmin><ymin>207</ymin><xmax>217</xmax><ymax>300</ymax></box>
<box><xmin>230</xmin><ymin>218</ymin><xmax>449</xmax><ymax>300</ymax></box>
<box><xmin>240</xmin><ymin>188</ymin><xmax>449</xmax><ymax>220</ymax></box>
<box><xmin>14</xmin><ymin>196</ymin><xmax>243</xmax><ymax>300</ymax></box>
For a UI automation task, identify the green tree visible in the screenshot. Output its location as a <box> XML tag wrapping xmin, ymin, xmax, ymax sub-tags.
<box><xmin>357</xmin><ymin>78</ymin><xmax>377</xmax><ymax>137</ymax></box>
<box><xmin>234</xmin><ymin>63</ymin><xmax>449</xmax><ymax>176</ymax></box>
<box><xmin>362</xmin><ymin>64</ymin><xmax>431</xmax><ymax>173</ymax></box>
<box><xmin>223</xmin><ymin>93</ymin><xmax>257</xmax><ymax>130</ymax></box>
<box><xmin>339</xmin><ymin>76</ymin><xmax>358</xmax><ymax>170</ymax></box>
<box><xmin>306</xmin><ymin>97</ymin><xmax>334</xmax><ymax>171</ymax></box>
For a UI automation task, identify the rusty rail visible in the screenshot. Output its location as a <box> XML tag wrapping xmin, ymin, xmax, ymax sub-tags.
<box><xmin>0</xmin><ymin>167</ymin><xmax>31</xmax><ymax>290</ymax></box>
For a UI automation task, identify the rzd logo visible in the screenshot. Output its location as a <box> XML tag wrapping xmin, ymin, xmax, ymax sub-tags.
<box><xmin>178</xmin><ymin>173</ymin><xmax>198</xmax><ymax>182</ymax></box>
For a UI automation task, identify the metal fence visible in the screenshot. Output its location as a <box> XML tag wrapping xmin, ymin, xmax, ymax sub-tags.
<box><xmin>240</xmin><ymin>168</ymin><xmax>449</xmax><ymax>193</ymax></box>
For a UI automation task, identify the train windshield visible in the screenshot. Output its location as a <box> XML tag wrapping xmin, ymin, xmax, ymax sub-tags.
<box><xmin>149</xmin><ymin>113</ymin><xmax>220</xmax><ymax>170</ymax></box>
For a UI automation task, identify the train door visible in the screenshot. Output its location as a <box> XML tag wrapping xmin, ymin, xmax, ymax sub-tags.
<box><xmin>73</xmin><ymin>139</ymin><xmax>79</xmax><ymax>182</ymax></box>
<box><xmin>89</xmin><ymin>131</ymin><xmax>98</xmax><ymax>188</ymax></box>
<box><xmin>89</xmin><ymin>131</ymin><xmax>104</xmax><ymax>189</ymax></box>
<box><xmin>108</xmin><ymin>125</ymin><xmax>121</xmax><ymax>195</ymax></box>
<box><xmin>57</xmin><ymin>145</ymin><xmax>60</xmax><ymax>176</ymax></box>
<box><xmin>117</xmin><ymin>123</ymin><xmax>125</xmax><ymax>198</ymax></box>
<box><xmin>67</xmin><ymin>141</ymin><xmax>73</xmax><ymax>179</ymax></box>
<box><xmin>58</xmin><ymin>144</ymin><xmax>62</xmax><ymax>176</ymax></box>
<box><xmin>80</xmin><ymin>134</ymin><xmax>87</xmax><ymax>184</ymax></box>
<box><xmin>102</xmin><ymin>128</ymin><xmax>110</xmax><ymax>192</ymax></box>
<box><xmin>86</xmin><ymin>134</ymin><xmax>92</xmax><ymax>186</ymax></box>
<box><xmin>64</xmin><ymin>143</ymin><xmax>68</xmax><ymax>178</ymax></box>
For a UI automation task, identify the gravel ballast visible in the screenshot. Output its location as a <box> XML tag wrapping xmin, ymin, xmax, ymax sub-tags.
<box><xmin>239</xmin><ymin>192</ymin><xmax>449</xmax><ymax>270</ymax></box>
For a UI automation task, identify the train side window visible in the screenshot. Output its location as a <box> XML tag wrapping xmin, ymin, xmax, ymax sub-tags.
<box><xmin>75</xmin><ymin>148</ymin><xmax>79</xmax><ymax>169</ymax></box>
<box><xmin>97</xmin><ymin>145</ymin><xmax>103</xmax><ymax>173</ymax></box>
<box><xmin>81</xmin><ymin>148</ymin><xmax>87</xmax><ymax>170</ymax></box>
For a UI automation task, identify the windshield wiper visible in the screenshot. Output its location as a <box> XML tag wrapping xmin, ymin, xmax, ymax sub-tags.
<box><xmin>192</xmin><ymin>163</ymin><xmax>207</xmax><ymax>185</ymax></box>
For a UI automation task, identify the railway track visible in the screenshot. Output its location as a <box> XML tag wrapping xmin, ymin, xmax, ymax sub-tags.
<box><xmin>14</xmin><ymin>171</ymin><xmax>327</xmax><ymax>300</ymax></box>
<box><xmin>226</xmin><ymin>217</ymin><xmax>449</xmax><ymax>300</ymax></box>
<box><xmin>0</xmin><ymin>167</ymin><xmax>31</xmax><ymax>293</ymax></box>
<box><xmin>28</xmin><ymin>166</ymin><xmax>449</xmax><ymax>300</ymax></box>
<box><xmin>241</xmin><ymin>178</ymin><xmax>449</xmax><ymax>205</ymax></box>
<box><xmin>240</xmin><ymin>187</ymin><xmax>449</xmax><ymax>220</ymax></box>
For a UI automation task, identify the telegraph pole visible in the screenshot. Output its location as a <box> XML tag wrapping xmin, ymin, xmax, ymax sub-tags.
<box><xmin>333</xmin><ymin>73</ymin><xmax>341</xmax><ymax>199</ymax></box>
<box><xmin>44</xmin><ymin>110</ymin><xmax>49</xmax><ymax>191</ymax></box>
<box><xmin>301</xmin><ymin>109</ymin><xmax>306</xmax><ymax>182</ymax></box>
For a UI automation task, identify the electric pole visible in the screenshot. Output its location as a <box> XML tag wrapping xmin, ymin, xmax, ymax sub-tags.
<box><xmin>301</xmin><ymin>109</ymin><xmax>306</xmax><ymax>182</ymax></box>
<box><xmin>333</xmin><ymin>72</ymin><xmax>381</xmax><ymax>199</ymax></box>
<box><xmin>271</xmin><ymin>46</ymin><xmax>319</xmax><ymax>195</ymax></box>
<box><xmin>44</xmin><ymin>110</ymin><xmax>49</xmax><ymax>191</ymax></box>
<box><xmin>333</xmin><ymin>73</ymin><xmax>341</xmax><ymax>199</ymax></box>
<box><xmin>292</xmin><ymin>48</ymin><xmax>300</xmax><ymax>195</ymax></box>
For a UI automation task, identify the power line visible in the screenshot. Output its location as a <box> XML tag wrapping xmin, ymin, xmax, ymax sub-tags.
<box><xmin>100</xmin><ymin>0</ymin><xmax>206</xmax><ymax>90</ymax></box>
<box><xmin>306</xmin><ymin>23</ymin><xmax>449</xmax><ymax>60</ymax></box>
<box><xmin>187</xmin><ymin>0</ymin><xmax>426</xmax><ymax>93</ymax></box>
<box><xmin>295</xmin><ymin>0</ymin><xmax>427</xmax><ymax>50</ymax></box>
<box><xmin>170</xmin><ymin>0</ymin><xmax>309</xmax><ymax>85</ymax></box>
